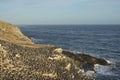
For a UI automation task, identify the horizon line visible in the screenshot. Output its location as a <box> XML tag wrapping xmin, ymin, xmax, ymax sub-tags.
<box><xmin>17</xmin><ymin>24</ymin><xmax>120</xmax><ymax>26</ymax></box>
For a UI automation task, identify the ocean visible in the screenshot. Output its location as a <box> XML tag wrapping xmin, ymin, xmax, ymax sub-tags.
<box><xmin>19</xmin><ymin>25</ymin><xmax>120</xmax><ymax>80</ymax></box>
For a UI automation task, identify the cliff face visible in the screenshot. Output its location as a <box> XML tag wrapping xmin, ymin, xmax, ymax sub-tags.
<box><xmin>0</xmin><ymin>20</ymin><xmax>33</xmax><ymax>45</ymax></box>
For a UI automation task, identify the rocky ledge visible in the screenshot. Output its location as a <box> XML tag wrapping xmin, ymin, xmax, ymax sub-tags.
<box><xmin>0</xmin><ymin>20</ymin><xmax>110</xmax><ymax>80</ymax></box>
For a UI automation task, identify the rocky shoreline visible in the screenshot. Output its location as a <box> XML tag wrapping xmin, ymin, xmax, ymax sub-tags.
<box><xmin>0</xmin><ymin>39</ymin><xmax>95</xmax><ymax>80</ymax></box>
<box><xmin>0</xmin><ymin>20</ymin><xmax>110</xmax><ymax>80</ymax></box>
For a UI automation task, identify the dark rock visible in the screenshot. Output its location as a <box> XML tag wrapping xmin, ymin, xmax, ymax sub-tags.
<box><xmin>63</xmin><ymin>50</ymin><xmax>111</xmax><ymax>72</ymax></box>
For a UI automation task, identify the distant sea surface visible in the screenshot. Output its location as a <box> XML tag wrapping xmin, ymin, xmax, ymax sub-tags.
<box><xmin>19</xmin><ymin>25</ymin><xmax>120</xmax><ymax>80</ymax></box>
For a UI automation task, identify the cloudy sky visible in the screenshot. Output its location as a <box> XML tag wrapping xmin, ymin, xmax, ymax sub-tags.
<box><xmin>0</xmin><ymin>0</ymin><xmax>120</xmax><ymax>24</ymax></box>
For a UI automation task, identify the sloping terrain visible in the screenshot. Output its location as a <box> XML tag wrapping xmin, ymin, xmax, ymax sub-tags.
<box><xmin>0</xmin><ymin>20</ymin><xmax>95</xmax><ymax>80</ymax></box>
<box><xmin>0</xmin><ymin>39</ymin><xmax>94</xmax><ymax>80</ymax></box>
<box><xmin>0</xmin><ymin>20</ymin><xmax>111</xmax><ymax>80</ymax></box>
<box><xmin>0</xmin><ymin>20</ymin><xmax>33</xmax><ymax>45</ymax></box>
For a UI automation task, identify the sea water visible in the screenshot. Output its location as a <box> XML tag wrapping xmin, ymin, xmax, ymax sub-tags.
<box><xmin>19</xmin><ymin>25</ymin><xmax>120</xmax><ymax>80</ymax></box>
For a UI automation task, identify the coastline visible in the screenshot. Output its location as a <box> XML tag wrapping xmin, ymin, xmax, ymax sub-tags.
<box><xmin>0</xmin><ymin>20</ymin><xmax>110</xmax><ymax>80</ymax></box>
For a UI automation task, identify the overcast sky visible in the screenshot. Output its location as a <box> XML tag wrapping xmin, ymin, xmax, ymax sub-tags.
<box><xmin>0</xmin><ymin>0</ymin><xmax>120</xmax><ymax>24</ymax></box>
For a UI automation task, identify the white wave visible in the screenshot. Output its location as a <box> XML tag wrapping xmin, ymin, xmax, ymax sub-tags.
<box><xmin>30</xmin><ymin>37</ymin><xmax>37</xmax><ymax>43</ymax></box>
<box><xmin>85</xmin><ymin>71</ymin><xmax>95</xmax><ymax>76</ymax></box>
<box><xmin>106</xmin><ymin>59</ymin><xmax>112</xmax><ymax>65</ymax></box>
<box><xmin>94</xmin><ymin>64</ymin><xmax>113</xmax><ymax>76</ymax></box>
<box><xmin>30</xmin><ymin>37</ymin><xmax>44</xmax><ymax>43</ymax></box>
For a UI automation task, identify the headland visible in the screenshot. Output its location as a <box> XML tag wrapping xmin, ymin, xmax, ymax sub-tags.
<box><xmin>0</xmin><ymin>20</ymin><xmax>110</xmax><ymax>80</ymax></box>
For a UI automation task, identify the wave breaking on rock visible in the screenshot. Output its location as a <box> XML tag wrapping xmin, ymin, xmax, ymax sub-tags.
<box><xmin>0</xmin><ymin>20</ymin><xmax>111</xmax><ymax>80</ymax></box>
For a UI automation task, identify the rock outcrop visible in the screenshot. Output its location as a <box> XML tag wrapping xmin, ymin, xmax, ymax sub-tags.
<box><xmin>0</xmin><ymin>20</ymin><xmax>110</xmax><ymax>80</ymax></box>
<box><xmin>63</xmin><ymin>50</ymin><xmax>111</xmax><ymax>72</ymax></box>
